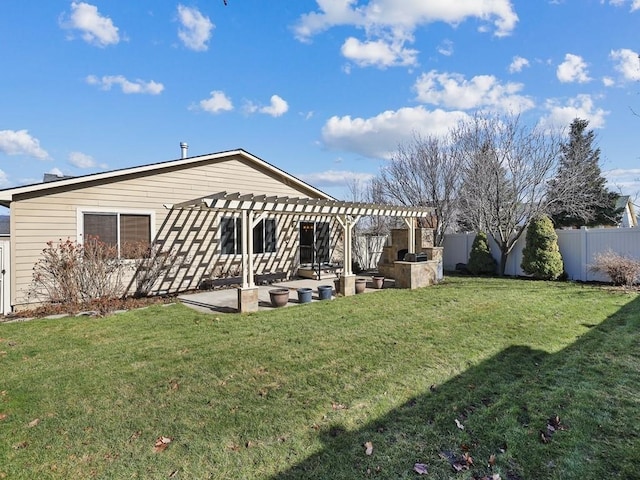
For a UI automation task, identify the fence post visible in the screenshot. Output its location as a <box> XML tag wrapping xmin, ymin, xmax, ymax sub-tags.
<box><xmin>580</xmin><ymin>226</ymin><xmax>588</xmax><ymax>281</ymax></box>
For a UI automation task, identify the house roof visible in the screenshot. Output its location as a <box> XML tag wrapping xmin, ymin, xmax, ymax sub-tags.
<box><xmin>615</xmin><ymin>195</ymin><xmax>630</xmax><ymax>210</ymax></box>
<box><xmin>0</xmin><ymin>149</ymin><xmax>333</xmax><ymax>207</ymax></box>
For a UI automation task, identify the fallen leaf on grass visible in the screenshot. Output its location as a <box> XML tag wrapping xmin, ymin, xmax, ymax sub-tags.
<box><xmin>13</xmin><ymin>441</ymin><xmax>28</xmax><ymax>450</ymax></box>
<box><xmin>540</xmin><ymin>430</ymin><xmax>551</xmax><ymax>444</ymax></box>
<box><xmin>332</xmin><ymin>402</ymin><xmax>348</xmax><ymax>410</ymax></box>
<box><xmin>439</xmin><ymin>451</ymin><xmax>469</xmax><ymax>472</ymax></box>
<box><xmin>28</xmin><ymin>418</ymin><xmax>40</xmax><ymax>428</ymax></box>
<box><xmin>455</xmin><ymin>419</ymin><xmax>465</xmax><ymax>430</ymax></box>
<box><xmin>488</xmin><ymin>453</ymin><xmax>496</xmax><ymax>467</ymax></box>
<box><xmin>541</xmin><ymin>415</ymin><xmax>567</xmax><ymax>443</ymax></box>
<box><xmin>153</xmin><ymin>436</ymin><xmax>172</xmax><ymax>453</ymax></box>
<box><xmin>364</xmin><ymin>441</ymin><xmax>373</xmax><ymax>456</ymax></box>
<box><xmin>413</xmin><ymin>463</ymin><xmax>428</xmax><ymax>475</ymax></box>
<box><xmin>463</xmin><ymin>452</ymin><xmax>473</xmax><ymax>466</ymax></box>
<box><xmin>452</xmin><ymin>462</ymin><xmax>467</xmax><ymax>472</ymax></box>
<box><xmin>0</xmin><ymin>414</ymin><xmax>7</xmax><ymax>421</ymax></box>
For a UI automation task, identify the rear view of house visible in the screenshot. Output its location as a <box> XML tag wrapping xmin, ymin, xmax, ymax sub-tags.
<box><xmin>0</xmin><ymin>149</ymin><xmax>336</xmax><ymax>313</ymax></box>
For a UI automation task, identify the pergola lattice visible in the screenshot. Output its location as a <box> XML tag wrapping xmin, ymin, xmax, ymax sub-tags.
<box><xmin>171</xmin><ymin>191</ymin><xmax>434</xmax><ymax>291</ymax></box>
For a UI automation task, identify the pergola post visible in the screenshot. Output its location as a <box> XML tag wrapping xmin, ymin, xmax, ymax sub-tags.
<box><xmin>404</xmin><ymin>217</ymin><xmax>416</xmax><ymax>254</ymax></box>
<box><xmin>336</xmin><ymin>214</ymin><xmax>358</xmax><ymax>296</ymax></box>
<box><xmin>238</xmin><ymin>209</ymin><xmax>259</xmax><ymax>313</ymax></box>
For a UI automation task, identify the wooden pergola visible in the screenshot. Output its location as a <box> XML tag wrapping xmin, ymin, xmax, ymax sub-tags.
<box><xmin>170</xmin><ymin>192</ymin><xmax>434</xmax><ymax>311</ymax></box>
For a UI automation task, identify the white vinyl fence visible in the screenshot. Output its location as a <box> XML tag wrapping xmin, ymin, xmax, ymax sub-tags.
<box><xmin>443</xmin><ymin>227</ymin><xmax>640</xmax><ymax>282</ymax></box>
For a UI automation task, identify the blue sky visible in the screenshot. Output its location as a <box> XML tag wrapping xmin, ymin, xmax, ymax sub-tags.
<box><xmin>1</xmin><ymin>0</ymin><xmax>639</xmax><ymax>201</ymax></box>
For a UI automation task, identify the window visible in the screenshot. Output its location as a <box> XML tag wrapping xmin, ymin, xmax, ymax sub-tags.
<box><xmin>221</xmin><ymin>217</ymin><xmax>276</xmax><ymax>254</ymax></box>
<box><xmin>82</xmin><ymin>212</ymin><xmax>151</xmax><ymax>259</ymax></box>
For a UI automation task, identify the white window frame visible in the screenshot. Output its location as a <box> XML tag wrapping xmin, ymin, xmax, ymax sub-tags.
<box><xmin>76</xmin><ymin>207</ymin><xmax>156</xmax><ymax>258</ymax></box>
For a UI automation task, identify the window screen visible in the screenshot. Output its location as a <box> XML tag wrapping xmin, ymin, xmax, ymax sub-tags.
<box><xmin>83</xmin><ymin>212</ymin><xmax>151</xmax><ymax>258</ymax></box>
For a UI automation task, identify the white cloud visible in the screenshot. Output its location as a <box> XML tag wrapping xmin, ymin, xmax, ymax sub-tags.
<box><xmin>414</xmin><ymin>70</ymin><xmax>535</xmax><ymax>112</ymax></box>
<box><xmin>68</xmin><ymin>151</ymin><xmax>103</xmax><ymax>169</ymax></box>
<box><xmin>177</xmin><ymin>5</ymin><xmax>214</xmax><ymax>52</ymax></box>
<box><xmin>604</xmin><ymin>168</ymin><xmax>640</xmax><ymax>196</ymax></box>
<box><xmin>0</xmin><ymin>170</ymin><xmax>9</xmax><ymax>188</ymax></box>
<box><xmin>244</xmin><ymin>95</ymin><xmax>289</xmax><ymax>117</ymax></box>
<box><xmin>610</xmin><ymin>48</ymin><xmax>640</xmax><ymax>81</ymax></box>
<box><xmin>61</xmin><ymin>2</ymin><xmax>120</xmax><ymax>47</ymax></box>
<box><xmin>86</xmin><ymin>75</ymin><xmax>164</xmax><ymax>95</ymax></box>
<box><xmin>341</xmin><ymin>37</ymin><xmax>418</xmax><ymax>68</ymax></box>
<box><xmin>602</xmin><ymin>76</ymin><xmax>615</xmax><ymax>87</ymax></box>
<box><xmin>321</xmin><ymin>106</ymin><xmax>468</xmax><ymax>159</ymax></box>
<box><xmin>0</xmin><ymin>129</ymin><xmax>50</xmax><ymax>160</ymax></box>
<box><xmin>437</xmin><ymin>39</ymin><xmax>454</xmax><ymax>57</ymax></box>
<box><xmin>260</xmin><ymin>95</ymin><xmax>289</xmax><ymax>117</ymax></box>
<box><xmin>294</xmin><ymin>1</ymin><xmax>518</xmax><ymax>41</ymax></box>
<box><xmin>294</xmin><ymin>2</ymin><xmax>517</xmax><ymax>71</ymax></box>
<box><xmin>298</xmin><ymin>169</ymin><xmax>375</xmax><ymax>187</ymax></box>
<box><xmin>197</xmin><ymin>90</ymin><xmax>234</xmax><ymax>114</ymax></box>
<box><xmin>48</xmin><ymin>167</ymin><xmax>64</xmax><ymax>177</ymax></box>
<box><xmin>557</xmin><ymin>53</ymin><xmax>591</xmax><ymax>83</ymax></box>
<box><xmin>508</xmin><ymin>55</ymin><xmax>529</xmax><ymax>73</ymax></box>
<box><xmin>539</xmin><ymin>94</ymin><xmax>608</xmax><ymax>130</ymax></box>
<box><xmin>604</xmin><ymin>0</ymin><xmax>640</xmax><ymax>11</ymax></box>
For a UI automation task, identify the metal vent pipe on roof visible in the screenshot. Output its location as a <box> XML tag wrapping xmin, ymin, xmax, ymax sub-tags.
<box><xmin>180</xmin><ymin>142</ymin><xmax>188</xmax><ymax>159</ymax></box>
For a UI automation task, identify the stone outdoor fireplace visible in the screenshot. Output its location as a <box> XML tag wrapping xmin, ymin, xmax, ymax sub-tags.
<box><xmin>377</xmin><ymin>228</ymin><xmax>443</xmax><ymax>288</ymax></box>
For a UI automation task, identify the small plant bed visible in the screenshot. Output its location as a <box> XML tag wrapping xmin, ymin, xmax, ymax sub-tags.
<box><xmin>1</xmin><ymin>277</ymin><xmax>638</xmax><ymax>479</ymax></box>
<box><xmin>2</xmin><ymin>295</ymin><xmax>177</xmax><ymax>321</ymax></box>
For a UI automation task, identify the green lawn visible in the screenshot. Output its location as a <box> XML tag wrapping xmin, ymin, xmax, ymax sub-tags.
<box><xmin>1</xmin><ymin>277</ymin><xmax>639</xmax><ymax>479</ymax></box>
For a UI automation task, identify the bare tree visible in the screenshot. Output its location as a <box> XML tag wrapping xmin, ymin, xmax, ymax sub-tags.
<box><xmin>452</xmin><ymin>113</ymin><xmax>568</xmax><ymax>275</ymax></box>
<box><xmin>376</xmin><ymin>133</ymin><xmax>460</xmax><ymax>246</ymax></box>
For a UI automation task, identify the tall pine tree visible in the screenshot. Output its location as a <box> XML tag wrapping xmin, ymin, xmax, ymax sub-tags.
<box><xmin>549</xmin><ymin>118</ymin><xmax>620</xmax><ymax>227</ymax></box>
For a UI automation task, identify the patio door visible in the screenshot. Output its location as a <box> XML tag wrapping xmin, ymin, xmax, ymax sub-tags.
<box><xmin>299</xmin><ymin>221</ymin><xmax>330</xmax><ymax>266</ymax></box>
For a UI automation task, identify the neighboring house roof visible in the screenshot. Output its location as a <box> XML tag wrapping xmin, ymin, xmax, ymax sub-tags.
<box><xmin>0</xmin><ymin>215</ymin><xmax>9</xmax><ymax>235</ymax></box>
<box><xmin>0</xmin><ymin>149</ymin><xmax>332</xmax><ymax>207</ymax></box>
<box><xmin>42</xmin><ymin>173</ymin><xmax>76</xmax><ymax>183</ymax></box>
<box><xmin>615</xmin><ymin>195</ymin><xmax>638</xmax><ymax>228</ymax></box>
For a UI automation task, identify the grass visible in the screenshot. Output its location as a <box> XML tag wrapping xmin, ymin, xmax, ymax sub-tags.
<box><xmin>1</xmin><ymin>276</ymin><xmax>639</xmax><ymax>479</ymax></box>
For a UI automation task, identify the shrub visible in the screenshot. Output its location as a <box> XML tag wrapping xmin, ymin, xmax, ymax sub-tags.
<box><xmin>590</xmin><ymin>250</ymin><xmax>640</xmax><ymax>286</ymax></box>
<box><xmin>521</xmin><ymin>215</ymin><xmax>564</xmax><ymax>280</ymax></box>
<box><xmin>29</xmin><ymin>237</ymin><xmax>127</xmax><ymax>306</ymax></box>
<box><xmin>467</xmin><ymin>231</ymin><xmax>496</xmax><ymax>275</ymax></box>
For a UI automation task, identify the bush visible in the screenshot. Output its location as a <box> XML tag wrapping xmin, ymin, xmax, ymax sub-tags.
<box><xmin>521</xmin><ymin>215</ymin><xmax>564</xmax><ymax>280</ymax></box>
<box><xmin>467</xmin><ymin>232</ymin><xmax>496</xmax><ymax>275</ymax></box>
<box><xmin>590</xmin><ymin>250</ymin><xmax>640</xmax><ymax>286</ymax></box>
<box><xmin>29</xmin><ymin>237</ymin><xmax>128</xmax><ymax>306</ymax></box>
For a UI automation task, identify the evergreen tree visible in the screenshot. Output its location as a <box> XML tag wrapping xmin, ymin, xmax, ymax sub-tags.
<box><xmin>467</xmin><ymin>231</ymin><xmax>497</xmax><ymax>275</ymax></box>
<box><xmin>521</xmin><ymin>215</ymin><xmax>564</xmax><ymax>280</ymax></box>
<box><xmin>549</xmin><ymin>118</ymin><xmax>620</xmax><ymax>227</ymax></box>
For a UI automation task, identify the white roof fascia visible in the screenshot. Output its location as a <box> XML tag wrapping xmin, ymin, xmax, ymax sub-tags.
<box><xmin>0</xmin><ymin>149</ymin><xmax>333</xmax><ymax>203</ymax></box>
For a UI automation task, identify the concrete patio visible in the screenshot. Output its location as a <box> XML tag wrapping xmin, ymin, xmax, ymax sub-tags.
<box><xmin>178</xmin><ymin>275</ymin><xmax>394</xmax><ymax>314</ymax></box>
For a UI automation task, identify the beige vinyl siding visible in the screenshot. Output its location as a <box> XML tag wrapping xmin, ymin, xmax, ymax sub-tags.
<box><xmin>10</xmin><ymin>154</ymin><xmax>324</xmax><ymax>309</ymax></box>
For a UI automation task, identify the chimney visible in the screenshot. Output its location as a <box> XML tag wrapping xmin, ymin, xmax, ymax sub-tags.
<box><xmin>180</xmin><ymin>142</ymin><xmax>189</xmax><ymax>159</ymax></box>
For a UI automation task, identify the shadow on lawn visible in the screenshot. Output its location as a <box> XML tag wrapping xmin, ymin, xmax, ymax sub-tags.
<box><xmin>272</xmin><ymin>294</ymin><xmax>640</xmax><ymax>480</ymax></box>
